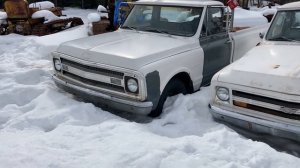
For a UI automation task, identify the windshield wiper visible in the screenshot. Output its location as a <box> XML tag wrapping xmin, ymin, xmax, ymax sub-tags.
<box><xmin>121</xmin><ymin>26</ymin><xmax>138</xmax><ymax>31</ymax></box>
<box><xmin>268</xmin><ymin>36</ymin><xmax>298</xmax><ymax>42</ymax></box>
<box><xmin>142</xmin><ymin>28</ymin><xmax>171</xmax><ymax>36</ymax></box>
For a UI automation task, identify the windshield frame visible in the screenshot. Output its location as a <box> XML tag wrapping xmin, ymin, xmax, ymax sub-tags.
<box><xmin>265</xmin><ymin>10</ymin><xmax>300</xmax><ymax>42</ymax></box>
<box><xmin>121</xmin><ymin>4</ymin><xmax>203</xmax><ymax>37</ymax></box>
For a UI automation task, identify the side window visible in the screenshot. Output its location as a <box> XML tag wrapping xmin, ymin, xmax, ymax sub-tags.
<box><xmin>270</xmin><ymin>12</ymin><xmax>286</xmax><ymax>38</ymax></box>
<box><xmin>292</xmin><ymin>12</ymin><xmax>300</xmax><ymax>28</ymax></box>
<box><xmin>201</xmin><ymin>7</ymin><xmax>226</xmax><ymax>36</ymax></box>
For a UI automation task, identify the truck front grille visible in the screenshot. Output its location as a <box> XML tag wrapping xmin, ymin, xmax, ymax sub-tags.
<box><xmin>61</xmin><ymin>58</ymin><xmax>124</xmax><ymax>79</ymax></box>
<box><xmin>63</xmin><ymin>72</ymin><xmax>125</xmax><ymax>93</ymax></box>
<box><xmin>232</xmin><ymin>90</ymin><xmax>300</xmax><ymax>121</ymax></box>
<box><xmin>60</xmin><ymin>58</ymin><xmax>125</xmax><ymax>93</ymax></box>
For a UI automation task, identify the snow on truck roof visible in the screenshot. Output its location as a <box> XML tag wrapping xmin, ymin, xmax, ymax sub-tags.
<box><xmin>135</xmin><ymin>0</ymin><xmax>224</xmax><ymax>7</ymax></box>
<box><xmin>279</xmin><ymin>2</ymin><xmax>300</xmax><ymax>10</ymax></box>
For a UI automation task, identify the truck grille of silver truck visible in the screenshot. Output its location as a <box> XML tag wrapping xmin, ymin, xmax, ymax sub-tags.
<box><xmin>60</xmin><ymin>58</ymin><xmax>126</xmax><ymax>94</ymax></box>
<box><xmin>232</xmin><ymin>90</ymin><xmax>300</xmax><ymax>121</ymax></box>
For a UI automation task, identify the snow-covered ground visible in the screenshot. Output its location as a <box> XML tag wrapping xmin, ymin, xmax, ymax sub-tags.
<box><xmin>0</xmin><ymin>8</ymin><xmax>300</xmax><ymax>168</ymax></box>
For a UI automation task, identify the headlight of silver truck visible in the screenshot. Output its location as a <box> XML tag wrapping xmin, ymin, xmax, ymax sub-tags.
<box><xmin>53</xmin><ymin>58</ymin><xmax>62</xmax><ymax>71</ymax></box>
<box><xmin>125</xmin><ymin>77</ymin><xmax>139</xmax><ymax>94</ymax></box>
<box><xmin>216</xmin><ymin>87</ymin><xmax>230</xmax><ymax>101</ymax></box>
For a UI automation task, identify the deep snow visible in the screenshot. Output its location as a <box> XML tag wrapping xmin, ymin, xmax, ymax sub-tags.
<box><xmin>0</xmin><ymin>7</ymin><xmax>300</xmax><ymax>168</ymax></box>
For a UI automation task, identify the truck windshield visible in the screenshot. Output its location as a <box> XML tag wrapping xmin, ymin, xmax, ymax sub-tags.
<box><xmin>122</xmin><ymin>5</ymin><xmax>203</xmax><ymax>37</ymax></box>
<box><xmin>266</xmin><ymin>10</ymin><xmax>300</xmax><ymax>42</ymax></box>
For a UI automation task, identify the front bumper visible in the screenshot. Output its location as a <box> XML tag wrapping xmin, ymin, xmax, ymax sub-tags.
<box><xmin>53</xmin><ymin>75</ymin><xmax>153</xmax><ymax>115</ymax></box>
<box><xmin>210</xmin><ymin>105</ymin><xmax>300</xmax><ymax>142</ymax></box>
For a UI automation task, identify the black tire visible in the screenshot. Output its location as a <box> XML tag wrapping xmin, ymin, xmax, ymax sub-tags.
<box><xmin>148</xmin><ymin>79</ymin><xmax>188</xmax><ymax>118</ymax></box>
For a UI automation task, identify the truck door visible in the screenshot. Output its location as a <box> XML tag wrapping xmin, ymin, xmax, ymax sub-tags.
<box><xmin>200</xmin><ymin>7</ymin><xmax>232</xmax><ymax>86</ymax></box>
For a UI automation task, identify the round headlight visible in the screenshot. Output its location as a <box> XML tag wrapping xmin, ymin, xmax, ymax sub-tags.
<box><xmin>54</xmin><ymin>59</ymin><xmax>62</xmax><ymax>71</ymax></box>
<box><xmin>216</xmin><ymin>87</ymin><xmax>229</xmax><ymax>101</ymax></box>
<box><xmin>127</xmin><ymin>78</ymin><xmax>138</xmax><ymax>93</ymax></box>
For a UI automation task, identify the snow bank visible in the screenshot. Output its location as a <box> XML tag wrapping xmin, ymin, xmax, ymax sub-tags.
<box><xmin>29</xmin><ymin>1</ymin><xmax>55</xmax><ymax>10</ymax></box>
<box><xmin>34</xmin><ymin>9</ymin><xmax>89</xmax><ymax>45</ymax></box>
<box><xmin>62</xmin><ymin>8</ymin><xmax>95</xmax><ymax>25</ymax></box>
<box><xmin>87</xmin><ymin>13</ymin><xmax>101</xmax><ymax>23</ymax></box>
<box><xmin>234</xmin><ymin>7</ymin><xmax>268</xmax><ymax>27</ymax></box>
<box><xmin>32</xmin><ymin>10</ymin><xmax>60</xmax><ymax>23</ymax></box>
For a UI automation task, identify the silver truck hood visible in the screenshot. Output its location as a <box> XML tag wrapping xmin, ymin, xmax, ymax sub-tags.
<box><xmin>218</xmin><ymin>44</ymin><xmax>300</xmax><ymax>95</ymax></box>
<box><xmin>56</xmin><ymin>30</ymin><xmax>199</xmax><ymax>70</ymax></box>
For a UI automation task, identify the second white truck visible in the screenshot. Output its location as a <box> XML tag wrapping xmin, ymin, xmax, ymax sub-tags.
<box><xmin>210</xmin><ymin>2</ymin><xmax>300</xmax><ymax>141</ymax></box>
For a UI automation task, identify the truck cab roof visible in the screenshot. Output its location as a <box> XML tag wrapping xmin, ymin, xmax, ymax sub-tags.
<box><xmin>134</xmin><ymin>0</ymin><xmax>224</xmax><ymax>7</ymax></box>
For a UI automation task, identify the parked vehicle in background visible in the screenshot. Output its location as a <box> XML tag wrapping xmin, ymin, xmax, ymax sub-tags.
<box><xmin>0</xmin><ymin>0</ymin><xmax>83</xmax><ymax>36</ymax></box>
<box><xmin>210</xmin><ymin>2</ymin><xmax>300</xmax><ymax>141</ymax></box>
<box><xmin>52</xmin><ymin>0</ymin><xmax>266</xmax><ymax>117</ymax></box>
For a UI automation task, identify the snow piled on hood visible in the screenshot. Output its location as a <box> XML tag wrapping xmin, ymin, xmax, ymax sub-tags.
<box><xmin>0</xmin><ymin>8</ymin><xmax>299</xmax><ymax>168</ymax></box>
<box><xmin>29</xmin><ymin>1</ymin><xmax>55</xmax><ymax>10</ymax></box>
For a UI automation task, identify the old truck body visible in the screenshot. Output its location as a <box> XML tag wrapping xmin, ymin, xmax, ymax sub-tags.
<box><xmin>209</xmin><ymin>2</ymin><xmax>300</xmax><ymax>141</ymax></box>
<box><xmin>52</xmin><ymin>0</ymin><xmax>265</xmax><ymax>117</ymax></box>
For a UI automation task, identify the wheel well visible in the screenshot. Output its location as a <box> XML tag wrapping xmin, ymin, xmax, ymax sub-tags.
<box><xmin>170</xmin><ymin>72</ymin><xmax>193</xmax><ymax>93</ymax></box>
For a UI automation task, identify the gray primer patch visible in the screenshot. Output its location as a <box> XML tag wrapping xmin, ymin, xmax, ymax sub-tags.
<box><xmin>145</xmin><ymin>71</ymin><xmax>161</xmax><ymax>110</ymax></box>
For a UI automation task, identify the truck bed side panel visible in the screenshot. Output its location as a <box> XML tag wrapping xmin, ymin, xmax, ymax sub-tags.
<box><xmin>231</xmin><ymin>24</ymin><xmax>269</xmax><ymax>61</ymax></box>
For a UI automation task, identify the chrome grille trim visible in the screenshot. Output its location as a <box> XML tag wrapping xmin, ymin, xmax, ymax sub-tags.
<box><xmin>61</xmin><ymin>58</ymin><xmax>124</xmax><ymax>79</ymax></box>
<box><xmin>63</xmin><ymin>72</ymin><xmax>125</xmax><ymax>93</ymax></box>
<box><xmin>61</xmin><ymin>58</ymin><xmax>126</xmax><ymax>94</ymax></box>
<box><xmin>52</xmin><ymin>52</ymin><xmax>147</xmax><ymax>101</ymax></box>
<box><xmin>232</xmin><ymin>90</ymin><xmax>300</xmax><ymax>109</ymax></box>
<box><xmin>63</xmin><ymin>64</ymin><xmax>124</xmax><ymax>87</ymax></box>
<box><xmin>232</xmin><ymin>96</ymin><xmax>300</xmax><ymax>115</ymax></box>
<box><xmin>232</xmin><ymin>90</ymin><xmax>300</xmax><ymax>120</ymax></box>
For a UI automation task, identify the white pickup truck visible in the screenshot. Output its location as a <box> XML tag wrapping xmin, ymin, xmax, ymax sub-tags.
<box><xmin>52</xmin><ymin>0</ymin><xmax>264</xmax><ymax>117</ymax></box>
<box><xmin>210</xmin><ymin>2</ymin><xmax>300</xmax><ymax>141</ymax></box>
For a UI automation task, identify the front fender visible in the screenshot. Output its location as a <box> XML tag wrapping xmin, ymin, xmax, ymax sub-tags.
<box><xmin>140</xmin><ymin>47</ymin><xmax>204</xmax><ymax>108</ymax></box>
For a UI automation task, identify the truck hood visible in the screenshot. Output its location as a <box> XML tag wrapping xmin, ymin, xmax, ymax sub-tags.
<box><xmin>56</xmin><ymin>30</ymin><xmax>199</xmax><ymax>70</ymax></box>
<box><xmin>218</xmin><ymin>44</ymin><xmax>300</xmax><ymax>95</ymax></box>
